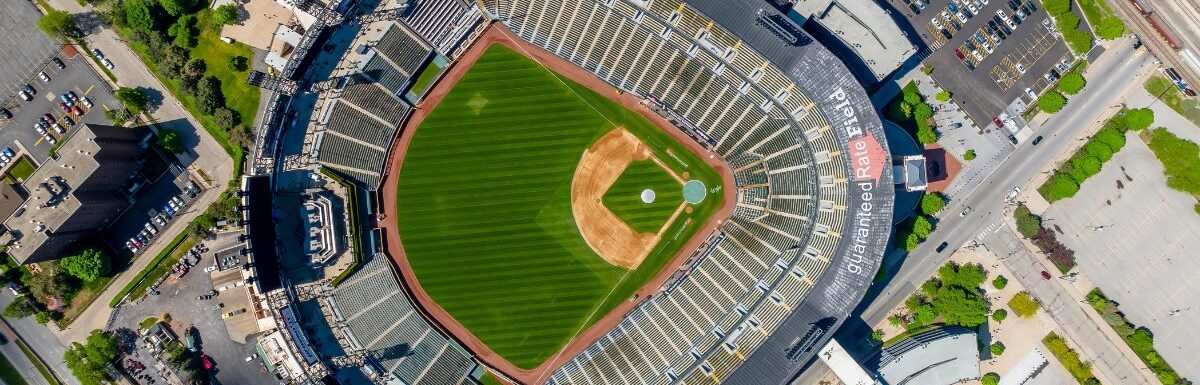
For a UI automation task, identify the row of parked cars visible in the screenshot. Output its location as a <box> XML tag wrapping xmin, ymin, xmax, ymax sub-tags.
<box><xmin>951</xmin><ymin>1</ymin><xmax>1037</xmax><ymax>69</ymax></box>
<box><xmin>125</xmin><ymin>188</ymin><xmax>196</xmax><ymax>254</ymax></box>
<box><xmin>0</xmin><ymin>147</ymin><xmax>17</xmax><ymax>170</ymax></box>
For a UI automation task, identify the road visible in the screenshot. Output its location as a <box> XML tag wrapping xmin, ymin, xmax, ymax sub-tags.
<box><xmin>33</xmin><ymin>0</ymin><xmax>235</xmax><ymax>346</ymax></box>
<box><xmin>0</xmin><ymin>292</ymin><xmax>81</xmax><ymax>385</ymax></box>
<box><xmin>842</xmin><ymin>37</ymin><xmax>1159</xmax><ymax>382</ymax></box>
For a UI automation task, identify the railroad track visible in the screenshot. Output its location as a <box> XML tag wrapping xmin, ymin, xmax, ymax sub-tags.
<box><xmin>1112</xmin><ymin>0</ymin><xmax>1200</xmax><ymax>89</ymax></box>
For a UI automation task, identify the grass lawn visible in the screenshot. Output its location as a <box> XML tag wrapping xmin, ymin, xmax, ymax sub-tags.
<box><xmin>601</xmin><ymin>159</ymin><xmax>682</xmax><ymax>233</ymax></box>
<box><xmin>116</xmin><ymin>9</ymin><xmax>256</xmax><ymax>174</ymax></box>
<box><xmin>1146</xmin><ymin>76</ymin><xmax>1200</xmax><ymax>127</ymax></box>
<box><xmin>395</xmin><ymin>44</ymin><xmax>721</xmax><ymax>369</ymax></box>
<box><xmin>109</xmin><ymin>233</ymin><xmax>195</xmax><ymax>307</ymax></box>
<box><xmin>57</xmin><ymin>273</ymin><xmax>115</xmax><ymax>326</ymax></box>
<box><xmin>6</xmin><ymin>157</ymin><xmax>35</xmax><ymax>182</ymax></box>
<box><xmin>1077</xmin><ymin>0</ymin><xmax>1117</xmax><ymax>22</ymax></box>
<box><xmin>409</xmin><ymin>61</ymin><xmax>444</xmax><ymax>96</ymax></box>
<box><xmin>0</xmin><ymin>350</ymin><xmax>30</xmax><ymax>385</ymax></box>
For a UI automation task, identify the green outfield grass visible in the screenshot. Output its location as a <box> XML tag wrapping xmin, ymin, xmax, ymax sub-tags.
<box><xmin>602</xmin><ymin>159</ymin><xmax>682</xmax><ymax>233</ymax></box>
<box><xmin>395</xmin><ymin>44</ymin><xmax>722</xmax><ymax>369</ymax></box>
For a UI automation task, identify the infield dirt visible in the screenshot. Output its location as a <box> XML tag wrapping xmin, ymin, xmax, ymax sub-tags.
<box><xmin>377</xmin><ymin>23</ymin><xmax>737</xmax><ymax>384</ymax></box>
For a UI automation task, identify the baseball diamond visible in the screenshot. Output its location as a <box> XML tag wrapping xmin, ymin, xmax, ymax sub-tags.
<box><xmin>394</xmin><ymin>44</ymin><xmax>725</xmax><ymax>370</ymax></box>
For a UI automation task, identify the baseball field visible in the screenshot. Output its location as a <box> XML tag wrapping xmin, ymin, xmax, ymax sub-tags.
<box><xmin>394</xmin><ymin>44</ymin><xmax>723</xmax><ymax>369</ymax></box>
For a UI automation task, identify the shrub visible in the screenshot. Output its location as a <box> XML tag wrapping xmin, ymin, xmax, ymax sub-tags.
<box><xmin>1069</xmin><ymin>154</ymin><xmax>1102</xmax><ymax>179</ymax></box>
<box><xmin>227</xmin><ymin>56</ymin><xmax>249</xmax><ymax>72</ymax></box>
<box><xmin>1057</xmin><ymin>72</ymin><xmax>1086</xmax><ymax>95</ymax></box>
<box><xmin>981</xmin><ymin>372</ymin><xmax>1000</xmax><ymax>385</ymax></box>
<box><xmin>1095</xmin><ymin>17</ymin><xmax>1126</xmax><ymax>40</ymax></box>
<box><xmin>1044</xmin><ymin>332</ymin><xmax>1098</xmax><ymax>383</ymax></box>
<box><xmin>916</xmin><ymin>125</ymin><xmax>938</xmax><ymax>144</ymax></box>
<box><xmin>1125</xmin><ymin>108</ymin><xmax>1155</xmax><ymax>130</ymax></box>
<box><xmin>992</xmin><ymin>308</ymin><xmax>1008</xmax><ymax>322</ymax></box>
<box><xmin>3</xmin><ymin>296</ymin><xmax>38</xmax><ymax>318</ymax></box>
<box><xmin>1039</xmin><ymin>92</ymin><xmax>1067</xmax><ymax>113</ymax></box>
<box><xmin>1146</xmin><ymin>128</ymin><xmax>1200</xmax><ymax>196</ymax></box>
<box><xmin>1008</xmin><ymin>291</ymin><xmax>1040</xmax><ymax>318</ymax></box>
<box><xmin>1039</xmin><ymin>172</ymin><xmax>1080</xmax><ymax>202</ymax></box>
<box><xmin>1013</xmin><ymin>205</ymin><xmax>1042</xmax><ymax>238</ymax></box>
<box><xmin>992</xmin><ymin>275</ymin><xmax>1009</xmax><ymax>290</ymax></box>
<box><xmin>1094</xmin><ymin>127</ymin><xmax>1127</xmax><ymax>152</ymax></box>
<box><xmin>1032</xmin><ymin>227</ymin><xmax>1077</xmax><ymax>273</ymax></box>
<box><xmin>1084</xmin><ymin>141</ymin><xmax>1114</xmax><ymax>162</ymax></box>
<box><xmin>963</xmin><ymin>149</ymin><xmax>976</xmax><ymax>161</ymax></box>
<box><xmin>990</xmin><ymin>341</ymin><xmax>1006</xmax><ymax>356</ymax></box>
<box><xmin>936</xmin><ymin>90</ymin><xmax>950</xmax><ymax>102</ymax></box>
<box><xmin>920</xmin><ymin>192</ymin><xmax>947</xmax><ymax>215</ymax></box>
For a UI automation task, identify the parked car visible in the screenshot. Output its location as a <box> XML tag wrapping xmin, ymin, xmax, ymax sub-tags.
<box><xmin>41</xmin><ymin>113</ymin><xmax>54</xmax><ymax>124</ymax></box>
<box><xmin>52</xmin><ymin>123</ymin><xmax>65</xmax><ymax>135</ymax></box>
<box><xmin>65</xmin><ymin>91</ymin><xmax>77</xmax><ymax>101</ymax></box>
<box><xmin>43</xmin><ymin>134</ymin><xmax>56</xmax><ymax>144</ymax></box>
<box><xmin>38</xmin><ymin>71</ymin><xmax>50</xmax><ymax>82</ymax></box>
<box><xmin>1025</xmin><ymin>87</ymin><xmax>1038</xmax><ymax>100</ymax></box>
<box><xmin>63</xmin><ymin>116</ymin><xmax>75</xmax><ymax>126</ymax></box>
<box><xmin>102</xmin><ymin>59</ymin><xmax>114</xmax><ymax>69</ymax></box>
<box><xmin>59</xmin><ymin>101</ymin><xmax>70</xmax><ymax>112</ymax></box>
<box><xmin>72</xmin><ymin>105</ymin><xmax>84</xmax><ymax>116</ymax></box>
<box><xmin>80</xmin><ymin>97</ymin><xmax>93</xmax><ymax>108</ymax></box>
<box><xmin>0</xmin><ymin>109</ymin><xmax>10</xmax><ymax>120</ymax></box>
<box><xmin>2</xmin><ymin>147</ymin><xmax>15</xmax><ymax>158</ymax></box>
<box><xmin>1005</xmin><ymin>186</ymin><xmax>1021</xmax><ymax>202</ymax></box>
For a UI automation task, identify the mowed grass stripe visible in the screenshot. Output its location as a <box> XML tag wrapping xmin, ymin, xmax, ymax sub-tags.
<box><xmin>396</xmin><ymin>44</ymin><xmax>722</xmax><ymax>369</ymax></box>
<box><xmin>601</xmin><ymin>159</ymin><xmax>682</xmax><ymax>233</ymax></box>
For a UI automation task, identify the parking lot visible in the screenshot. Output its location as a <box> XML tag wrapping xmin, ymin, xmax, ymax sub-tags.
<box><xmin>0</xmin><ymin>1</ymin><xmax>59</xmax><ymax>104</ymax></box>
<box><xmin>111</xmin><ymin>231</ymin><xmax>276</xmax><ymax>385</ymax></box>
<box><xmin>104</xmin><ymin>163</ymin><xmax>202</xmax><ymax>256</ymax></box>
<box><xmin>0</xmin><ymin>48</ymin><xmax>120</xmax><ymax>168</ymax></box>
<box><xmin>891</xmin><ymin>0</ymin><xmax>1073</xmax><ymax>128</ymax></box>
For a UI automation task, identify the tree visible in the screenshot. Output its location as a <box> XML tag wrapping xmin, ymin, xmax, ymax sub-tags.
<box><xmin>910</xmin><ymin>215</ymin><xmax>933</xmax><ymax>238</ymax></box>
<box><xmin>158</xmin><ymin>0</ymin><xmax>195</xmax><ymax>16</ymax></box>
<box><xmin>1042</xmin><ymin>0</ymin><xmax>1070</xmax><ymax>15</ymax></box>
<box><xmin>933</xmin><ymin>286</ymin><xmax>989</xmax><ymax>327</ymax></box>
<box><xmin>870</xmin><ymin>329</ymin><xmax>884</xmax><ymax>343</ymax></box>
<box><xmin>1057</xmin><ymin>72</ymin><xmax>1086</xmax><ymax>95</ymax></box>
<box><xmin>3</xmin><ymin>296</ymin><xmax>38</xmax><ymax>318</ymax></box>
<box><xmin>214</xmin><ymin>107</ymin><xmax>239</xmax><ymax>132</ymax></box>
<box><xmin>1039</xmin><ymin>172</ymin><xmax>1080</xmax><ymax>202</ymax></box>
<box><xmin>228</xmin><ymin>125</ymin><xmax>252</xmax><ymax>147</ymax></box>
<box><xmin>963</xmin><ymin>149</ymin><xmax>976</xmax><ymax>161</ymax></box>
<box><xmin>1127</xmin><ymin>328</ymin><xmax>1155</xmax><ymax>355</ymax></box>
<box><xmin>992</xmin><ymin>275</ymin><xmax>1009</xmax><ymax>290</ymax></box>
<box><xmin>1039</xmin><ymin>92</ymin><xmax>1067</xmax><ymax>113</ymax></box>
<box><xmin>1094</xmin><ymin>127</ymin><xmax>1127</xmax><ymax>152</ymax></box>
<box><xmin>981</xmin><ymin>372</ymin><xmax>1001</xmax><ymax>385</ymax></box>
<box><xmin>1070</xmin><ymin>154</ymin><xmax>1102</xmax><ymax>178</ymax></box>
<box><xmin>992</xmin><ymin>308</ymin><xmax>1008</xmax><ymax>322</ymax></box>
<box><xmin>115</xmin><ymin>87</ymin><xmax>149</xmax><ymax>113</ymax></box>
<box><xmin>195</xmin><ymin>76</ymin><xmax>225</xmax><ymax>115</ymax></box>
<box><xmin>159</xmin><ymin>45</ymin><xmax>191</xmax><ymax>75</ymax></box>
<box><xmin>1125</xmin><ymin>108</ymin><xmax>1155</xmax><ymax>131</ymax></box>
<box><xmin>990</xmin><ymin>341</ymin><xmax>1006</xmax><ymax>356</ymax></box>
<box><xmin>158</xmin><ymin>128</ymin><xmax>184</xmax><ymax>153</ymax></box>
<box><xmin>227</xmin><ymin>56</ymin><xmax>248</xmax><ymax>72</ymax></box>
<box><xmin>38</xmin><ymin>9</ymin><xmax>79</xmax><ymax>40</ymax></box>
<box><xmin>214</xmin><ymin>4</ymin><xmax>239</xmax><ymax>25</ymax></box>
<box><xmin>913</xmin><ymin>103</ymin><xmax>933</xmax><ymax>120</ymax></box>
<box><xmin>124</xmin><ymin>0</ymin><xmax>157</xmax><ymax>33</ymax></box>
<box><xmin>104</xmin><ymin>108</ymin><xmax>132</xmax><ymax>124</ymax></box>
<box><xmin>920</xmin><ymin>192</ymin><xmax>946</xmax><ymax>215</ymax></box>
<box><xmin>168</xmin><ymin>15</ymin><xmax>198</xmax><ymax>48</ymax></box>
<box><xmin>938</xmin><ymin>263</ymin><xmax>987</xmax><ymax>289</ymax></box>
<box><xmin>935</xmin><ymin>90</ymin><xmax>950</xmax><ymax>102</ymax></box>
<box><xmin>60</xmin><ymin>248</ymin><xmax>109</xmax><ymax>282</ymax></box>
<box><xmin>903</xmin><ymin>90</ymin><xmax>921</xmax><ymax>106</ymax></box>
<box><xmin>916</xmin><ymin>124</ymin><xmax>938</xmax><ymax>144</ymax></box>
<box><xmin>1084</xmin><ymin>141</ymin><xmax>1114</xmax><ymax>162</ymax></box>
<box><xmin>65</xmin><ymin>330</ymin><xmax>119</xmax><ymax>385</ymax></box>
<box><xmin>1008</xmin><ymin>291</ymin><xmax>1041</xmax><ymax>318</ymax></box>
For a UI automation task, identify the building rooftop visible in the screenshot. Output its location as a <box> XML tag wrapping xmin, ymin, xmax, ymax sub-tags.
<box><xmin>900</xmin><ymin>154</ymin><xmax>929</xmax><ymax>192</ymax></box>
<box><xmin>792</xmin><ymin>0</ymin><xmax>915</xmax><ymax>83</ymax></box>
<box><xmin>870</xmin><ymin>327</ymin><xmax>980</xmax><ymax>385</ymax></box>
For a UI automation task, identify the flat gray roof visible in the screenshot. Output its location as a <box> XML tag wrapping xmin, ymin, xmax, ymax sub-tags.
<box><xmin>792</xmin><ymin>0</ymin><xmax>915</xmax><ymax>82</ymax></box>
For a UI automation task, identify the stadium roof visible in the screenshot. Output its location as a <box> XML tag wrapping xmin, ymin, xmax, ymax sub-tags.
<box><xmin>869</xmin><ymin>327</ymin><xmax>980</xmax><ymax>385</ymax></box>
<box><xmin>244</xmin><ymin>175</ymin><xmax>282</xmax><ymax>292</ymax></box>
<box><xmin>792</xmin><ymin>0</ymin><xmax>916</xmax><ymax>83</ymax></box>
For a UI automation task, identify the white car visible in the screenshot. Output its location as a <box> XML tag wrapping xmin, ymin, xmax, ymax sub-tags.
<box><xmin>18</xmin><ymin>90</ymin><xmax>31</xmax><ymax>101</ymax></box>
<box><xmin>955</xmin><ymin>11</ymin><xmax>968</xmax><ymax>23</ymax></box>
<box><xmin>81</xmin><ymin>97</ymin><xmax>94</xmax><ymax>108</ymax></box>
<box><xmin>1025</xmin><ymin>87</ymin><xmax>1038</xmax><ymax>100</ymax></box>
<box><xmin>38</xmin><ymin>71</ymin><xmax>50</xmax><ymax>82</ymax></box>
<box><xmin>981</xmin><ymin>40</ymin><xmax>994</xmax><ymax>54</ymax></box>
<box><xmin>1015</xmin><ymin>63</ymin><xmax>1026</xmax><ymax>74</ymax></box>
<box><xmin>932</xmin><ymin>18</ymin><xmax>944</xmax><ymax>31</ymax></box>
<box><xmin>966</xmin><ymin>3</ymin><xmax>978</xmax><ymax>16</ymax></box>
<box><xmin>972</xmin><ymin>50</ymin><xmax>984</xmax><ymax>62</ymax></box>
<box><xmin>44</xmin><ymin>134</ymin><xmax>56</xmax><ymax>144</ymax></box>
<box><xmin>102</xmin><ymin>59</ymin><xmax>114</xmax><ymax>69</ymax></box>
<box><xmin>1005</xmin><ymin>187</ymin><xmax>1021</xmax><ymax>202</ymax></box>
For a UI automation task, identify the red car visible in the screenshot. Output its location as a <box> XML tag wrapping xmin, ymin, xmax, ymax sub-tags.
<box><xmin>59</xmin><ymin>102</ymin><xmax>70</xmax><ymax>112</ymax></box>
<box><xmin>201</xmin><ymin>353</ymin><xmax>214</xmax><ymax>370</ymax></box>
<box><xmin>41</xmin><ymin>113</ymin><xmax>55</xmax><ymax>124</ymax></box>
<box><xmin>954</xmin><ymin>48</ymin><xmax>966</xmax><ymax>60</ymax></box>
<box><xmin>992</xmin><ymin>116</ymin><xmax>1004</xmax><ymax>128</ymax></box>
<box><xmin>72</xmin><ymin>105</ymin><xmax>84</xmax><ymax>116</ymax></box>
<box><xmin>1040</xmin><ymin>270</ymin><xmax>1052</xmax><ymax>280</ymax></box>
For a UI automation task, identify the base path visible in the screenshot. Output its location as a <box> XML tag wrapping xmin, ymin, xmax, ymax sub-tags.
<box><xmin>377</xmin><ymin>22</ymin><xmax>738</xmax><ymax>384</ymax></box>
<box><xmin>571</xmin><ymin>128</ymin><xmax>661</xmax><ymax>269</ymax></box>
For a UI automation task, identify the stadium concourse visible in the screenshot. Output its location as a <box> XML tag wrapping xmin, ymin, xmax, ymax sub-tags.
<box><xmin>291</xmin><ymin>0</ymin><xmax>894</xmax><ymax>384</ymax></box>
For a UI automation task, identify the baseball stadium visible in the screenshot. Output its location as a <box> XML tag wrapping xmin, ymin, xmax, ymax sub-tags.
<box><xmin>303</xmin><ymin>0</ymin><xmax>894</xmax><ymax>384</ymax></box>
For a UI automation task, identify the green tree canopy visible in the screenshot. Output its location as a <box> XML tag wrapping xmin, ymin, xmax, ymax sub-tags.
<box><xmin>1057</xmin><ymin>72</ymin><xmax>1086</xmax><ymax>95</ymax></box>
<box><xmin>214</xmin><ymin>4</ymin><xmax>239</xmax><ymax>25</ymax></box>
<box><xmin>115</xmin><ymin>87</ymin><xmax>149</xmax><ymax>113</ymax></box>
<box><xmin>990</xmin><ymin>341</ymin><xmax>1006</xmax><ymax>356</ymax></box>
<box><xmin>195</xmin><ymin>76</ymin><xmax>225</xmax><ymax>115</ymax></box>
<box><xmin>1084</xmin><ymin>141</ymin><xmax>1115</xmax><ymax>162</ymax></box>
<box><xmin>992</xmin><ymin>275</ymin><xmax>1009</xmax><ymax>290</ymax></box>
<box><xmin>1014</xmin><ymin>205</ymin><xmax>1042</xmax><ymax>238</ymax></box>
<box><xmin>168</xmin><ymin>14</ymin><xmax>198</xmax><ymax>48</ymax></box>
<box><xmin>227</xmin><ymin>55</ymin><xmax>248</xmax><ymax>72</ymax></box>
<box><xmin>937</xmin><ymin>262</ymin><xmax>987</xmax><ymax>289</ymax></box>
<box><xmin>982</xmin><ymin>372</ymin><xmax>1001</xmax><ymax>385</ymax></box>
<box><xmin>992</xmin><ymin>308</ymin><xmax>1008</xmax><ymax>322</ymax></box>
<box><xmin>916</xmin><ymin>124</ymin><xmax>938</xmax><ymax>144</ymax></box>
<box><xmin>910</xmin><ymin>215</ymin><xmax>933</xmax><ymax>238</ymax></box>
<box><xmin>65</xmin><ymin>330</ymin><xmax>119</xmax><ymax>385</ymax></box>
<box><xmin>1147</xmin><ymin>128</ymin><xmax>1200</xmax><ymax>195</ymax></box>
<box><xmin>933</xmin><ymin>286</ymin><xmax>989</xmax><ymax>327</ymax></box>
<box><xmin>158</xmin><ymin>128</ymin><xmax>184</xmax><ymax>153</ymax></box>
<box><xmin>935</xmin><ymin>90</ymin><xmax>950</xmax><ymax>102</ymax></box>
<box><xmin>38</xmin><ymin>9</ymin><xmax>79</xmax><ymax>40</ymax></box>
<box><xmin>60</xmin><ymin>248</ymin><xmax>110</xmax><ymax>282</ymax></box>
<box><xmin>1095</xmin><ymin>17</ymin><xmax>1126</xmax><ymax>40</ymax></box>
<box><xmin>963</xmin><ymin>149</ymin><xmax>976</xmax><ymax>161</ymax></box>
<box><xmin>1094</xmin><ymin>127</ymin><xmax>1127</xmax><ymax>151</ymax></box>
<box><xmin>124</xmin><ymin>0</ymin><xmax>158</xmax><ymax>32</ymax></box>
<box><xmin>3</xmin><ymin>296</ymin><xmax>38</xmax><ymax>318</ymax></box>
<box><xmin>1042</xmin><ymin>0</ymin><xmax>1070</xmax><ymax>15</ymax></box>
<box><xmin>919</xmin><ymin>192</ymin><xmax>946</xmax><ymax>215</ymax></box>
<box><xmin>1008</xmin><ymin>291</ymin><xmax>1041</xmax><ymax>318</ymax></box>
<box><xmin>159</xmin><ymin>0</ymin><xmax>196</xmax><ymax>16</ymax></box>
<box><xmin>1070</xmin><ymin>154</ymin><xmax>1103</xmax><ymax>178</ymax></box>
<box><xmin>1125</xmin><ymin>108</ymin><xmax>1155</xmax><ymax>131</ymax></box>
<box><xmin>1039</xmin><ymin>172</ymin><xmax>1080</xmax><ymax>202</ymax></box>
<box><xmin>1039</xmin><ymin>92</ymin><xmax>1067</xmax><ymax>113</ymax></box>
